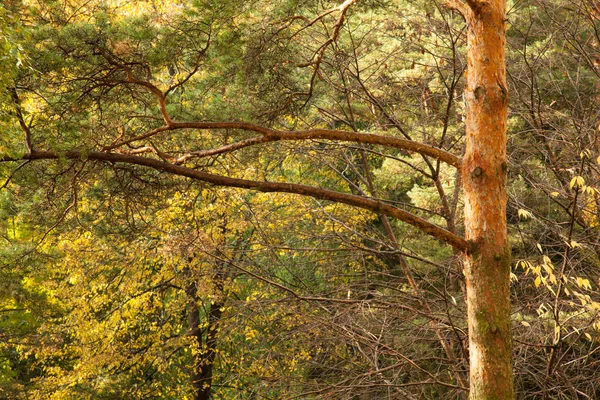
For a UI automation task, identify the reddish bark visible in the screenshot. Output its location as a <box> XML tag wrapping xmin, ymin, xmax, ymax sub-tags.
<box><xmin>461</xmin><ymin>0</ymin><xmax>514</xmax><ymax>398</ymax></box>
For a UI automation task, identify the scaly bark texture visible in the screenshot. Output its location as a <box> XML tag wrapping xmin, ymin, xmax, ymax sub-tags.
<box><xmin>462</xmin><ymin>0</ymin><xmax>514</xmax><ymax>398</ymax></box>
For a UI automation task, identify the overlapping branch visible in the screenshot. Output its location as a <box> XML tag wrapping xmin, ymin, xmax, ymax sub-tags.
<box><xmin>105</xmin><ymin>122</ymin><xmax>462</xmax><ymax>168</ymax></box>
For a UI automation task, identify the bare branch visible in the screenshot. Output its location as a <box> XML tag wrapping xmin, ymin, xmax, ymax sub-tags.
<box><xmin>105</xmin><ymin>122</ymin><xmax>462</xmax><ymax>168</ymax></box>
<box><xmin>174</xmin><ymin>136</ymin><xmax>270</xmax><ymax>164</ymax></box>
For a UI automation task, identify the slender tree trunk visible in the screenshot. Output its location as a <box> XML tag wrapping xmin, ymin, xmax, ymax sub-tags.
<box><xmin>462</xmin><ymin>0</ymin><xmax>513</xmax><ymax>398</ymax></box>
<box><xmin>187</xmin><ymin>282</ymin><xmax>223</xmax><ymax>400</ymax></box>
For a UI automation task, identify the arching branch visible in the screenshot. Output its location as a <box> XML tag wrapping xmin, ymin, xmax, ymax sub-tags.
<box><xmin>5</xmin><ymin>150</ymin><xmax>470</xmax><ymax>252</ymax></box>
<box><xmin>105</xmin><ymin>122</ymin><xmax>463</xmax><ymax>169</ymax></box>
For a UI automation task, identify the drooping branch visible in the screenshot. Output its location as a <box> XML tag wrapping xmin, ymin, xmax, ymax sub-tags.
<box><xmin>105</xmin><ymin>122</ymin><xmax>463</xmax><ymax>169</ymax></box>
<box><xmin>95</xmin><ymin>48</ymin><xmax>173</xmax><ymax>126</ymax></box>
<box><xmin>5</xmin><ymin>149</ymin><xmax>470</xmax><ymax>252</ymax></box>
<box><xmin>119</xmin><ymin>68</ymin><xmax>172</xmax><ymax>126</ymax></box>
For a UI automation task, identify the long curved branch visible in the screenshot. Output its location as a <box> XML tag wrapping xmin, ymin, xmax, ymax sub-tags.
<box><xmin>105</xmin><ymin>121</ymin><xmax>462</xmax><ymax>169</ymax></box>
<box><xmin>5</xmin><ymin>149</ymin><xmax>470</xmax><ymax>252</ymax></box>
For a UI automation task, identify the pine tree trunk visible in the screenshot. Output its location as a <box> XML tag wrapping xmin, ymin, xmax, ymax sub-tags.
<box><xmin>462</xmin><ymin>0</ymin><xmax>514</xmax><ymax>398</ymax></box>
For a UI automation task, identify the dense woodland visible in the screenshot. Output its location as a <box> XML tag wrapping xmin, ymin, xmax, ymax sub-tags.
<box><xmin>1</xmin><ymin>0</ymin><xmax>600</xmax><ymax>398</ymax></box>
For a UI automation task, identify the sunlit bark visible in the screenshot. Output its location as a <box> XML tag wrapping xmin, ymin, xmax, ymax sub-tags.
<box><xmin>461</xmin><ymin>0</ymin><xmax>513</xmax><ymax>398</ymax></box>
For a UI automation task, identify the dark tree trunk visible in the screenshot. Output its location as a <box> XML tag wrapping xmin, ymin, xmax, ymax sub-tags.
<box><xmin>187</xmin><ymin>283</ymin><xmax>223</xmax><ymax>400</ymax></box>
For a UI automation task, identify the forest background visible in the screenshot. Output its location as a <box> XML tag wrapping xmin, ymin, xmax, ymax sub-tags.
<box><xmin>1</xmin><ymin>0</ymin><xmax>600</xmax><ymax>399</ymax></box>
